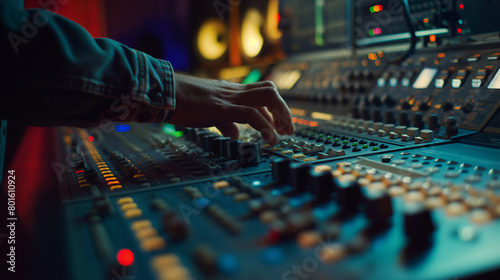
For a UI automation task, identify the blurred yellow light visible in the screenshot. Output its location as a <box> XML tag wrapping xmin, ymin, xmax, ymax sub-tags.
<box><xmin>196</xmin><ymin>18</ymin><xmax>228</xmax><ymax>61</ymax></box>
<box><xmin>241</xmin><ymin>9</ymin><xmax>264</xmax><ymax>58</ymax></box>
<box><xmin>266</xmin><ymin>0</ymin><xmax>282</xmax><ymax>41</ymax></box>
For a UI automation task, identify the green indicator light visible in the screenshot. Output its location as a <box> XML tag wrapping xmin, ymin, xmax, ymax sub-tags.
<box><xmin>162</xmin><ymin>123</ymin><xmax>183</xmax><ymax>138</ymax></box>
<box><xmin>362</xmin><ymin>145</ymin><xmax>369</xmax><ymax>149</ymax></box>
<box><xmin>326</xmin><ymin>136</ymin><xmax>332</xmax><ymax>140</ymax></box>
<box><xmin>334</xmin><ymin>138</ymin><xmax>340</xmax><ymax>142</ymax></box>
<box><xmin>314</xmin><ymin>0</ymin><xmax>324</xmax><ymax>46</ymax></box>
<box><xmin>352</xmin><ymin>142</ymin><xmax>358</xmax><ymax>146</ymax></box>
<box><xmin>372</xmin><ymin>147</ymin><xmax>379</xmax><ymax>151</ymax></box>
<box><xmin>370</xmin><ymin>6</ymin><xmax>375</xmax><ymax>13</ymax></box>
<box><xmin>318</xmin><ymin>134</ymin><xmax>323</xmax><ymax>138</ymax></box>
<box><xmin>242</xmin><ymin>69</ymin><xmax>262</xmax><ymax>84</ymax></box>
<box><xmin>369</xmin><ymin>29</ymin><xmax>375</xmax><ymax>36</ymax></box>
<box><xmin>343</xmin><ymin>140</ymin><xmax>348</xmax><ymax>144</ymax></box>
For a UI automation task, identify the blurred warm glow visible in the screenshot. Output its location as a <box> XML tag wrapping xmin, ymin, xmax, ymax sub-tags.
<box><xmin>266</xmin><ymin>0</ymin><xmax>282</xmax><ymax>41</ymax></box>
<box><xmin>241</xmin><ymin>9</ymin><xmax>264</xmax><ymax>58</ymax></box>
<box><xmin>196</xmin><ymin>18</ymin><xmax>228</xmax><ymax>61</ymax></box>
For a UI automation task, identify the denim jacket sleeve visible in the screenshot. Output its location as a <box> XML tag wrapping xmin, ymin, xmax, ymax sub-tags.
<box><xmin>0</xmin><ymin>0</ymin><xmax>175</xmax><ymax>127</ymax></box>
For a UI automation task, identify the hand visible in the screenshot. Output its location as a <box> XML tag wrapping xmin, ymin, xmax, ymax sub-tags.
<box><xmin>167</xmin><ymin>73</ymin><xmax>295</xmax><ymax>145</ymax></box>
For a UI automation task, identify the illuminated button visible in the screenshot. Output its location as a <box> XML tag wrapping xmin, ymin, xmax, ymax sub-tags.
<box><xmin>124</xmin><ymin>208</ymin><xmax>143</xmax><ymax>218</ymax></box>
<box><xmin>319</xmin><ymin>244</ymin><xmax>346</xmax><ymax>263</ymax></box>
<box><xmin>78</xmin><ymin>179</ymin><xmax>87</xmax><ymax>184</ymax></box>
<box><xmin>445</xmin><ymin>202</ymin><xmax>467</xmax><ymax>216</ymax></box>
<box><xmin>105</xmin><ymin>177</ymin><xmax>118</xmax><ymax>181</ymax></box>
<box><xmin>213</xmin><ymin>181</ymin><xmax>230</xmax><ymax>189</ymax></box>
<box><xmin>388</xmin><ymin>185</ymin><xmax>406</xmax><ymax>196</ymax></box>
<box><xmin>425</xmin><ymin>196</ymin><xmax>445</xmax><ymax>209</ymax></box>
<box><xmin>451</xmin><ymin>79</ymin><xmax>463</xmax><ymax>88</ymax></box>
<box><xmin>121</xmin><ymin>202</ymin><xmax>138</xmax><ymax>211</ymax></box>
<box><xmin>103</xmin><ymin>174</ymin><xmax>114</xmax><ymax>178</ymax></box>
<box><xmin>131</xmin><ymin>220</ymin><xmax>152</xmax><ymax>231</ymax></box>
<box><xmin>472</xmin><ymin>79</ymin><xmax>483</xmax><ymax>88</ymax></box>
<box><xmin>234</xmin><ymin>193</ymin><xmax>250</xmax><ymax>202</ymax></box>
<box><xmin>404</xmin><ymin>191</ymin><xmax>425</xmax><ymax>202</ymax></box>
<box><xmin>99</xmin><ymin>167</ymin><xmax>110</xmax><ymax>171</ymax></box>
<box><xmin>470</xmin><ymin>209</ymin><xmax>492</xmax><ymax>224</ymax></box>
<box><xmin>110</xmin><ymin>185</ymin><xmax>122</xmax><ymax>191</ymax></box>
<box><xmin>315</xmin><ymin>165</ymin><xmax>332</xmax><ymax>173</ymax></box>
<box><xmin>101</xmin><ymin>170</ymin><xmax>112</xmax><ymax>174</ymax></box>
<box><xmin>133</xmin><ymin>174</ymin><xmax>146</xmax><ymax>179</ymax></box>
<box><xmin>140</xmin><ymin>236</ymin><xmax>166</xmax><ymax>252</ymax></box>
<box><xmin>80</xmin><ymin>183</ymin><xmax>90</xmax><ymax>188</ymax></box>
<box><xmin>297</xmin><ymin>231</ymin><xmax>322</xmax><ymax>248</ymax></box>
<box><xmin>107</xmin><ymin>180</ymin><xmax>120</xmax><ymax>186</ymax></box>
<box><xmin>135</xmin><ymin>227</ymin><xmax>159</xmax><ymax>239</ymax></box>
<box><xmin>151</xmin><ymin>254</ymin><xmax>180</xmax><ymax>270</ymax></box>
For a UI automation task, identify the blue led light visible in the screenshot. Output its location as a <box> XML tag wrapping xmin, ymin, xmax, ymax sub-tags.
<box><xmin>194</xmin><ymin>197</ymin><xmax>210</xmax><ymax>209</ymax></box>
<box><xmin>115</xmin><ymin>124</ymin><xmax>131</xmax><ymax>132</ymax></box>
<box><xmin>252</xmin><ymin>180</ymin><xmax>262</xmax><ymax>187</ymax></box>
<box><xmin>261</xmin><ymin>247</ymin><xmax>284</xmax><ymax>265</ymax></box>
<box><xmin>217</xmin><ymin>254</ymin><xmax>239</xmax><ymax>275</ymax></box>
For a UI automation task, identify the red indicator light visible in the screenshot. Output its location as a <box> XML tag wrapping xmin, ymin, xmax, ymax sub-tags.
<box><xmin>430</xmin><ymin>35</ymin><xmax>436</xmax><ymax>42</ymax></box>
<box><xmin>457</xmin><ymin>28</ymin><xmax>462</xmax><ymax>34</ymax></box>
<box><xmin>88</xmin><ymin>136</ymin><xmax>94</xmax><ymax>142</ymax></box>
<box><xmin>117</xmin><ymin>249</ymin><xmax>134</xmax><ymax>266</ymax></box>
<box><xmin>459</xmin><ymin>4</ymin><xmax>464</xmax><ymax>9</ymax></box>
<box><xmin>75</xmin><ymin>170</ymin><xmax>84</xmax><ymax>174</ymax></box>
<box><xmin>277</xmin><ymin>14</ymin><xmax>281</xmax><ymax>22</ymax></box>
<box><xmin>423</xmin><ymin>18</ymin><xmax>429</xmax><ymax>23</ymax></box>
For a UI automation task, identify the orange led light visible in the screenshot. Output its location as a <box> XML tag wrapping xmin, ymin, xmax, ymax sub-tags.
<box><xmin>430</xmin><ymin>35</ymin><xmax>436</xmax><ymax>42</ymax></box>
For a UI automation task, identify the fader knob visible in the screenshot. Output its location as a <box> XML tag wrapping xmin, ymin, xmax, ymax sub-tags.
<box><xmin>384</xmin><ymin>111</ymin><xmax>396</xmax><ymax>124</ymax></box>
<box><xmin>412</xmin><ymin>113</ymin><xmax>425</xmax><ymax>129</ymax></box>
<box><xmin>337</xmin><ymin>180</ymin><xmax>364</xmax><ymax>213</ymax></box>
<box><xmin>310</xmin><ymin>171</ymin><xmax>336</xmax><ymax>198</ymax></box>
<box><xmin>239</xmin><ymin>143</ymin><xmax>261</xmax><ymax>167</ymax></box>
<box><xmin>229</xmin><ymin>140</ymin><xmax>242</xmax><ymax>159</ymax></box>
<box><xmin>291</xmin><ymin>163</ymin><xmax>311</xmax><ymax>190</ymax></box>
<box><xmin>442</xmin><ymin>102</ymin><xmax>453</xmax><ymax>112</ymax></box>
<box><xmin>461</xmin><ymin>102</ymin><xmax>474</xmax><ymax>114</ymax></box>
<box><xmin>372</xmin><ymin>110</ymin><xmax>382</xmax><ymax>123</ymax></box>
<box><xmin>272</xmin><ymin>158</ymin><xmax>292</xmax><ymax>184</ymax></box>
<box><xmin>220</xmin><ymin>138</ymin><xmax>232</xmax><ymax>158</ymax></box>
<box><xmin>445</xmin><ymin>117</ymin><xmax>458</xmax><ymax>137</ymax></box>
<box><xmin>404</xmin><ymin>202</ymin><xmax>435</xmax><ymax>240</ymax></box>
<box><xmin>398</xmin><ymin>112</ymin><xmax>410</xmax><ymax>127</ymax></box>
<box><xmin>420</xmin><ymin>129</ymin><xmax>434</xmax><ymax>141</ymax></box>
<box><xmin>427</xmin><ymin>114</ymin><xmax>439</xmax><ymax>130</ymax></box>
<box><xmin>364</xmin><ymin>189</ymin><xmax>393</xmax><ymax>223</ymax></box>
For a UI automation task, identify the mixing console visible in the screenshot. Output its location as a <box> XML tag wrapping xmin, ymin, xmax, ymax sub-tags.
<box><xmin>13</xmin><ymin>1</ymin><xmax>500</xmax><ymax>280</ymax></box>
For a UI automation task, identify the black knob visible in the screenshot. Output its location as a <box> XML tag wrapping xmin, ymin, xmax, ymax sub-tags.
<box><xmin>418</xmin><ymin>102</ymin><xmax>430</xmax><ymax>111</ymax></box>
<box><xmin>204</xmin><ymin>135</ymin><xmax>219</xmax><ymax>152</ymax></box>
<box><xmin>369</xmin><ymin>94</ymin><xmax>382</xmax><ymax>106</ymax></box>
<box><xmin>372</xmin><ymin>110</ymin><xmax>382</xmax><ymax>123</ymax></box>
<box><xmin>401</xmin><ymin>100</ymin><xmax>411</xmax><ymax>110</ymax></box>
<box><xmin>184</xmin><ymin>127</ymin><xmax>194</xmax><ymax>141</ymax></box>
<box><xmin>220</xmin><ymin>138</ymin><xmax>232</xmax><ymax>158</ymax></box>
<box><xmin>229</xmin><ymin>140</ymin><xmax>242</xmax><ymax>159</ymax></box>
<box><xmin>291</xmin><ymin>163</ymin><xmax>311</xmax><ymax>190</ymax></box>
<box><xmin>404</xmin><ymin>202</ymin><xmax>435</xmax><ymax>240</ymax></box>
<box><xmin>381</xmin><ymin>94</ymin><xmax>396</xmax><ymax>107</ymax></box>
<box><xmin>196</xmin><ymin>131</ymin><xmax>209</xmax><ymax>147</ymax></box>
<box><xmin>351</xmin><ymin>107</ymin><xmax>361</xmax><ymax>119</ymax></box>
<box><xmin>461</xmin><ymin>102</ymin><xmax>474</xmax><ymax>114</ymax></box>
<box><xmin>337</xmin><ymin>180</ymin><xmax>364</xmax><ymax>213</ymax></box>
<box><xmin>239</xmin><ymin>143</ymin><xmax>261</xmax><ymax>167</ymax></box>
<box><xmin>361</xmin><ymin>108</ymin><xmax>371</xmax><ymax>120</ymax></box>
<box><xmin>442</xmin><ymin>102</ymin><xmax>453</xmax><ymax>112</ymax></box>
<box><xmin>364</xmin><ymin>190</ymin><xmax>393</xmax><ymax>223</ymax></box>
<box><xmin>412</xmin><ymin>113</ymin><xmax>425</xmax><ymax>129</ymax></box>
<box><xmin>445</xmin><ymin>117</ymin><xmax>458</xmax><ymax>137</ymax></box>
<box><xmin>398</xmin><ymin>112</ymin><xmax>410</xmax><ymax>127</ymax></box>
<box><xmin>310</xmin><ymin>171</ymin><xmax>336</xmax><ymax>198</ymax></box>
<box><xmin>384</xmin><ymin>111</ymin><xmax>396</xmax><ymax>124</ymax></box>
<box><xmin>213</xmin><ymin>137</ymin><xmax>230</xmax><ymax>157</ymax></box>
<box><xmin>427</xmin><ymin>114</ymin><xmax>440</xmax><ymax>130</ymax></box>
<box><xmin>272</xmin><ymin>158</ymin><xmax>292</xmax><ymax>185</ymax></box>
